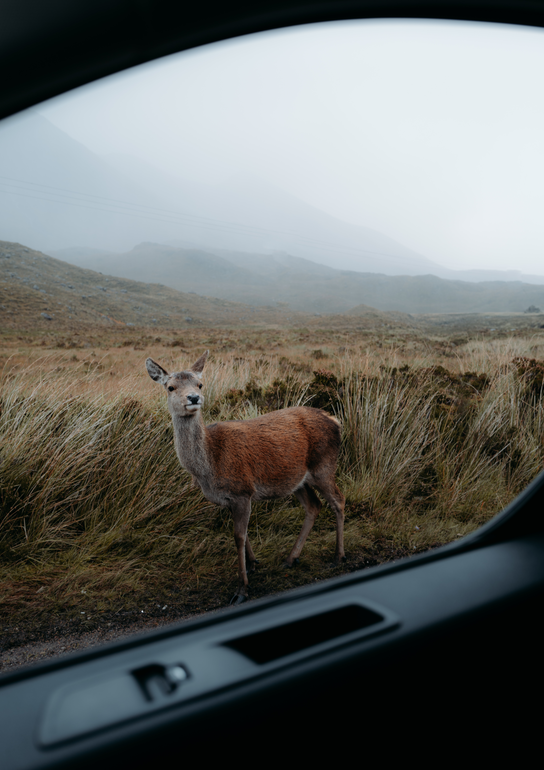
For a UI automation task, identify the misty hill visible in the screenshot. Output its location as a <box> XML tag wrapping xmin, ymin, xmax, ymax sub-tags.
<box><xmin>0</xmin><ymin>112</ymin><xmax>450</xmax><ymax>277</ymax></box>
<box><xmin>340</xmin><ymin>273</ymin><xmax>544</xmax><ymax>315</ymax></box>
<box><xmin>50</xmin><ymin>242</ymin><xmax>544</xmax><ymax>315</ymax></box>
<box><xmin>3</xmin><ymin>112</ymin><xmax>544</xmax><ymax>286</ymax></box>
<box><xmin>0</xmin><ymin>240</ymin><xmax>294</xmax><ymax>332</ymax></box>
<box><xmin>0</xmin><ymin>114</ymin><xmax>184</xmax><ymax>253</ymax></box>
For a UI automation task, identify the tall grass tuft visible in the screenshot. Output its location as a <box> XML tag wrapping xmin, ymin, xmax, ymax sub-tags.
<box><xmin>339</xmin><ymin>373</ymin><xmax>437</xmax><ymax>511</ymax></box>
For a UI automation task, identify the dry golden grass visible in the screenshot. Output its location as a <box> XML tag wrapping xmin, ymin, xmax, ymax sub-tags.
<box><xmin>1</xmin><ymin>325</ymin><xmax>544</xmax><ymax>647</ymax></box>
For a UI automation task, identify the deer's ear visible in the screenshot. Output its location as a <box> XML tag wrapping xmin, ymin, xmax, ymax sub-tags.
<box><xmin>190</xmin><ymin>350</ymin><xmax>209</xmax><ymax>377</ymax></box>
<box><xmin>146</xmin><ymin>358</ymin><xmax>169</xmax><ymax>385</ymax></box>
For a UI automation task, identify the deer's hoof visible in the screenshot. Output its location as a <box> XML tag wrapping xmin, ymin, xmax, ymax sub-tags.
<box><xmin>230</xmin><ymin>593</ymin><xmax>248</xmax><ymax>606</ymax></box>
<box><xmin>283</xmin><ymin>557</ymin><xmax>300</xmax><ymax>569</ymax></box>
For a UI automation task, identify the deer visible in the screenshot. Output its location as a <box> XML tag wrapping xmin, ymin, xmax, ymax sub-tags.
<box><xmin>146</xmin><ymin>351</ymin><xmax>345</xmax><ymax>604</ymax></box>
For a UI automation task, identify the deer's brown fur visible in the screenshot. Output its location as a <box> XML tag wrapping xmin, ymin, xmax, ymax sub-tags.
<box><xmin>146</xmin><ymin>351</ymin><xmax>345</xmax><ymax>603</ymax></box>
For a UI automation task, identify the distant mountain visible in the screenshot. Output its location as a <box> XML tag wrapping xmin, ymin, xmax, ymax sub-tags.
<box><xmin>435</xmin><ymin>268</ymin><xmax>544</xmax><ymax>285</ymax></box>
<box><xmin>0</xmin><ymin>112</ymin><xmax>444</xmax><ymax>276</ymax></box>
<box><xmin>3</xmin><ymin>112</ymin><xmax>544</xmax><ymax>285</ymax></box>
<box><xmin>48</xmin><ymin>242</ymin><xmax>544</xmax><ymax>314</ymax></box>
<box><xmin>103</xmin><ymin>153</ymin><xmax>445</xmax><ymax>274</ymax></box>
<box><xmin>0</xmin><ymin>114</ymin><xmax>177</xmax><ymax>252</ymax></box>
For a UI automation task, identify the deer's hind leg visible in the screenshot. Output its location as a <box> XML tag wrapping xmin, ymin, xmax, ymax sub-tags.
<box><xmin>284</xmin><ymin>484</ymin><xmax>322</xmax><ymax>567</ymax></box>
<box><xmin>312</xmin><ymin>476</ymin><xmax>345</xmax><ymax>563</ymax></box>
<box><xmin>230</xmin><ymin>498</ymin><xmax>252</xmax><ymax>605</ymax></box>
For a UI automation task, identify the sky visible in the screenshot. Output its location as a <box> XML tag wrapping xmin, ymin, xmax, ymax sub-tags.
<box><xmin>37</xmin><ymin>18</ymin><xmax>544</xmax><ymax>275</ymax></box>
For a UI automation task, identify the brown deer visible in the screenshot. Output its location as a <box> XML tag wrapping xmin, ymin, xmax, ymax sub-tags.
<box><xmin>146</xmin><ymin>351</ymin><xmax>345</xmax><ymax>604</ymax></box>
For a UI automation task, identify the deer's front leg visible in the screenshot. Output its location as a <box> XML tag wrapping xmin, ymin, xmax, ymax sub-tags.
<box><xmin>245</xmin><ymin>535</ymin><xmax>258</xmax><ymax>572</ymax></box>
<box><xmin>230</xmin><ymin>498</ymin><xmax>252</xmax><ymax>605</ymax></box>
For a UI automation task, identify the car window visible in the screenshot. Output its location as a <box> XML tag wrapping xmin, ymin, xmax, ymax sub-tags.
<box><xmin>2</xmin><ymin>18</ymin><xmax>544</xmax><ymax>669</ymax></box>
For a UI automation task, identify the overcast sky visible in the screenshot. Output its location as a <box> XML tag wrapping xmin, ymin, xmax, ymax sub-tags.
<box><xmin>38</xmin><ymin>18</ymin><xmax>544</xmax><ymax>275</ymax></box>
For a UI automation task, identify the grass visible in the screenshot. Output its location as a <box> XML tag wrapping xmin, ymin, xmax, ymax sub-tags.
<box><xmin>1</xmin><ymin>326</ymin><xmax>544</xmax><ymax>649</ymax></box>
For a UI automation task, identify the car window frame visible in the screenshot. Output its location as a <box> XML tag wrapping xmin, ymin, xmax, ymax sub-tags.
<box><xmin>2</xmin><ymin>1</ymin><xmax>544</xmax><ymax>766</ymax></box>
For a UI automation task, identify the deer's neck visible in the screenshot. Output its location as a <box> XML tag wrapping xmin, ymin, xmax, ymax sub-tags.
<box><xmin>172</xmin><ymin>412</ymin><xmax>211</xmax><ymax>480</ymax></box>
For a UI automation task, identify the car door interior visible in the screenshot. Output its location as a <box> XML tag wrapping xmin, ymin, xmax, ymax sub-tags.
<box><xmin>2</xmin><ymin>1</ymin><xmax>544</xmax><ymax>766</ymax></box>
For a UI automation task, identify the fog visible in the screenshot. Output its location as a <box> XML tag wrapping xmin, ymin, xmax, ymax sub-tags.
<box><xmin>6</xmin><ymin>19</ymin><xmax>544</xmax><ymax>276</ymax></box>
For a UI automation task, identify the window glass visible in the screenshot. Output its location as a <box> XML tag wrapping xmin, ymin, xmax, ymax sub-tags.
<box><xmin>2</xmin><ymin>19</ymin><xmax>544</xmax><ymax>667</ymax></box>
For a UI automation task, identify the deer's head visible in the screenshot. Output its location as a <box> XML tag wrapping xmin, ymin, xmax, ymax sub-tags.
<box><xmin>146</xmin><ymin>350</ymin><xmax>209</xmax><ymax>418</ymax></box>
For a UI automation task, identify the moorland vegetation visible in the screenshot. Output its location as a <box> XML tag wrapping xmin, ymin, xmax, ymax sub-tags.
<box><xmin>2</xmin><ymin>322</ymin><xmax>544</xmax><ymax>655</ymax></box>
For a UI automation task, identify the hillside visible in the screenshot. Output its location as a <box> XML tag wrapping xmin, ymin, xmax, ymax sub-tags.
<box><xmin>0</xmin><ymin>241</ymin><xmax>303</xmax><ymax>332</ymax></box>
<box><xmin>51</xmin><ymin>241</ymin><xmax>544</xmax><ymax>315</ymax></box>
<box><xmin>5</xmin><ymin>239</ymin><xmax>544</xmax><ymax>344</ymax></box>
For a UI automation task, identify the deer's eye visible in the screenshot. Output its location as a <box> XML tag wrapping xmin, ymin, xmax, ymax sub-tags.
<box><xmin>198</xmin><ymin>383</ymin><xmax>202</xmax><ymax>389</ymax></box>
<box><xmin>168</xmin><ymin>386</ymin><xmax>174</xmax><ymax>392</ymax></box>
